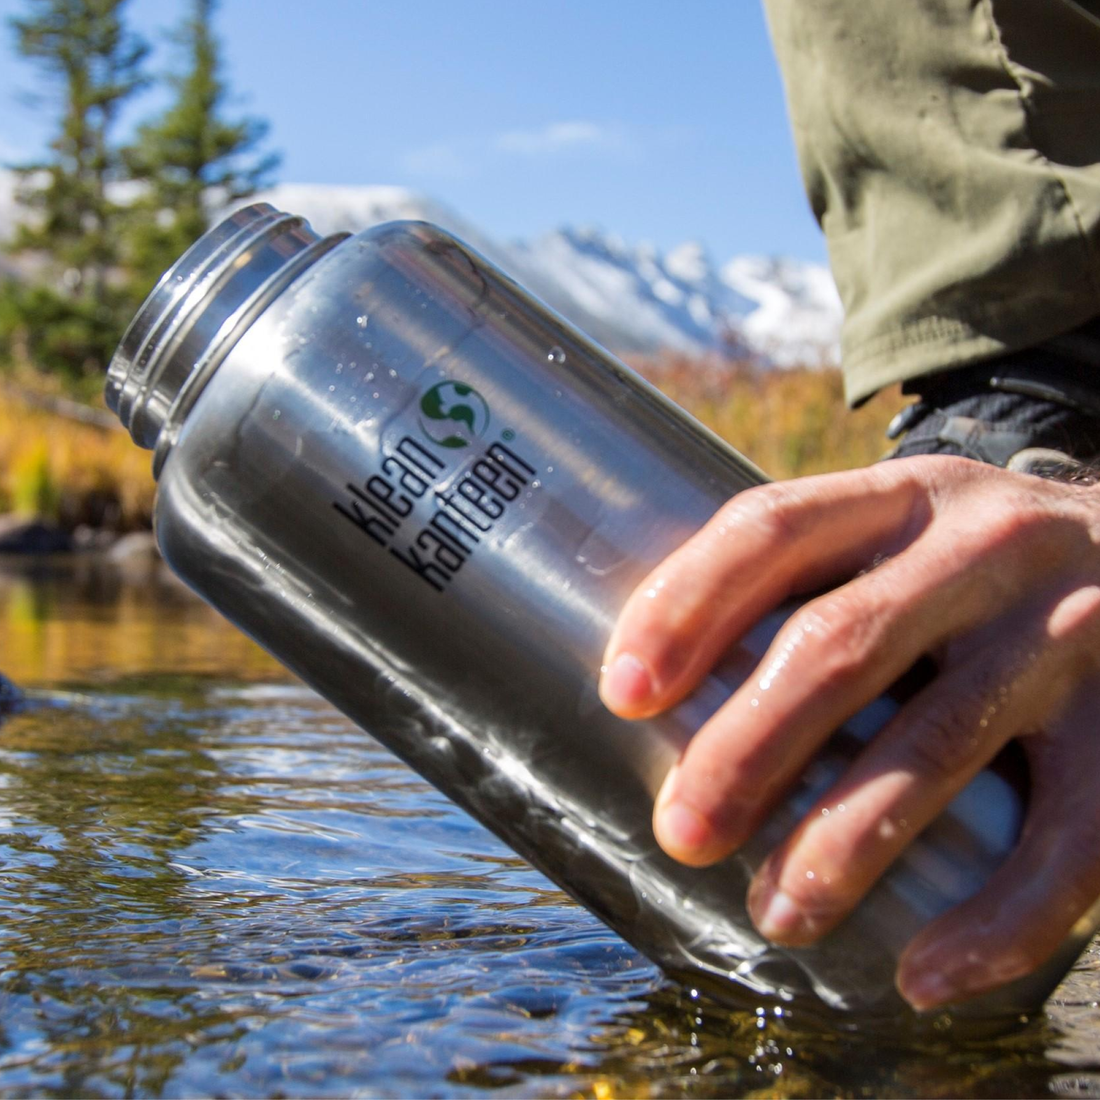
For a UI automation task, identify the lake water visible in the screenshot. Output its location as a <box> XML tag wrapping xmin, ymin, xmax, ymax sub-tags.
<box><xmin>0</xmin><ymin>555</ymin><xmax>1098</xmax><ymax>1098</ymax></box>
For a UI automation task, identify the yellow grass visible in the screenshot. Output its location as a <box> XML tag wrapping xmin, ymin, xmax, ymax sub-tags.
<box><xmin>0</xmin><ymin>357</ymin><xmax>902</xmax><ymax>528</ymax></box>
<box><xmin>0</xmin><ymin>385</ymin><xmax>155</xmax><ymax>528</ymax></box>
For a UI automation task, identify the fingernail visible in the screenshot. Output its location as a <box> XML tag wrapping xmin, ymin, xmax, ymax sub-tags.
<box><xmin>600</xmin><ymin>652</ymin><xmax>653</xmax><ymax>710</ymax></box>
<box><xmin>752</xmin><ymin>888</ymin><xmax>807</xmax><ymax>943</ymax></box>
<box><xmin>898</xmin><ymin>969</ymin><xmax>956</xmax><ymax>1012</ymax></box>
<box><xmin>898</xmin><ymin>949</ymin><xmax>1028</xmax><ymax>1011</ymax></box>
<box><xmin>896</xmin><ymin>941</ymin><xmax>955</xmax><ymax>1010</ymax></box>
<box><xmin>654</xmin><ymin>799</ymin><xmax>711</xmax><ymax>858</ymax></box>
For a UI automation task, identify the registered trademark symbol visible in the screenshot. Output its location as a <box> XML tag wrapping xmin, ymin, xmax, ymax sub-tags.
<box><xmin>502</xmin><ymin>428</ymin><xmax>515</xmax><ymax>441</ymax></box>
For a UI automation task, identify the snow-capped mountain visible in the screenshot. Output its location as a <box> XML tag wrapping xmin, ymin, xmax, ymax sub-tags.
<box><xmin>240</xmin><ymin>183</ymin><xmax>841</xmax><ymax>364</ymax></box>
<box><xmin>0</xmin><ymin>172</ymin><xmax>841</xmax><ymax>364</ymax></box>
<box><xmin>723</xmin><ymin>255</ymin><xmax>844</xmax><ymax>367</ymax></box>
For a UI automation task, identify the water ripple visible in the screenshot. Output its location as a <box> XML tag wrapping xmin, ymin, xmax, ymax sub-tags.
<box><xmin>0</xmin><ymin>666</ymin><xmax>1093</xmax><ymax>1096</ymax></box>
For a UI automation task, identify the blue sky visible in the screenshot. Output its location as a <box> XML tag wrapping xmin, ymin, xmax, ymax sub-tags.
<box><xmin>0</xmin><ymin>0</ymin><xmax>828</xmax><ymax>264</ymax></box>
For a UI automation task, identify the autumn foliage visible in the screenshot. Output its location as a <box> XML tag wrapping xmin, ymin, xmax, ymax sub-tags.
<box><xmin>0</xmin><ymin>383</ymin><xmax>155</xmax><ymax>529</ymax></box>
<box><xmin>0</xmin><ymin>354</ymin><xmax>900</xmax><ymax>530</ymax></box>
<box><xmin>628</xmin><ymin>353</ymin><xmax>899</xmax><ymax>479</ymax></box>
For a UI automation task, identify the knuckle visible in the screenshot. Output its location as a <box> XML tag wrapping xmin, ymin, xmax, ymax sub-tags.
<box><xmin>979</xmin><ymin>498</ymin><xmax>1049</xmax><ymax>551</ymax></box>
<box><xmin>788</xmin><ymin>816</ymin><xmax>882</xmax><ymax>903</ymax></box>
<box><xmin>900</xmin><ymin>703</ymin><xmax>987</xmax><ymax>784</ymax></box>
<box><xmin>898</xmin><ymin>454</ymin><xmax>985</xmax><ymax>506</ymax></box>
<box><xmin>700</xmin><ymin>758</ymin><xmax>773</xmax><ymax>826</ymax></box>
<box><xmin>922</xmin><ymin>454</ymin><xmax>973</xmax><ymax>479</ymax></box>
<box><xmin>774</xmin><ymin>868</ymin><xmax>850</xmax><ymax>928</ymax></box>
<box><xmin>645</xmin><ymin>637</ymin><xmax>689</xmax><ymax>688</ymax></box>
<box><xmin>960</xmin><ymin>490</ymin><xmax>1080</xmax><ymax>571</ymax></box>
<box><xmin>717</xmin><ymin>484</ymin><xmax>807</xmax><ymax>552</ymax></box>
<box><xmin>787</xmin><ymin>597</ymin><xmax>882</xmax><ymax>690</ymax></box>
<box><xmin>1049</xmin><ymin>585</ymin><xmax>1100</xmax><ymax>649</ymax></box>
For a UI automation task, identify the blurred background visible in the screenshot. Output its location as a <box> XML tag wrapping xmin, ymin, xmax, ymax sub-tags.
<box><xmin>0</xmin><ymin>0</ymin><xmax>897</xmax><ymax>550</ymax></box>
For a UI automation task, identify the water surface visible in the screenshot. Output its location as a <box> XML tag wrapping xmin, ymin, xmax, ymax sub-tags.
<box><xmin>0</xmin><ymin>556</ymin><xmax>1097</xmax><ymax>1097</ymax></box>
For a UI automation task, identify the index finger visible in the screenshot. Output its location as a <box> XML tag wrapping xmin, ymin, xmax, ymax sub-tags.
<box><xmin>599</xmin><ymin>461</ymin><xmax>937</xmax><ymax>719</ymax></box>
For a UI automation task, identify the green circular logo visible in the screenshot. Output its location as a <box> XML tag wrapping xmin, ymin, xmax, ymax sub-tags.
<box><xmin>419</xmin><ymin>381</ymin><xmax>490</xmax><ymax>449</ymax></box>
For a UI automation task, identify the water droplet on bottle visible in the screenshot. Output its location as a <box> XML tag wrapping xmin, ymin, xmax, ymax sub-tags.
<box><xmin>356</xmin><ymin>314</ymin><xmax>368</xmax><ymax>328</ymax></box>
<box><xmin>272</xmin><ymin>409</ymin><xmax>281</xmax><ymax>421</ymax></box>
<box><xmin>547</xmin><ymin>346</ymin><xmax>566</xmax><ymax>363</ymax></box>
<box><xmin>335</xmin><ymin>363</ymin><xmax>343</xmax><ymax>374</ymax></box>
<box><xmin>328</xmin><ymin>385</ymin><xmax>336</xmax><ymax>392</ymax></box>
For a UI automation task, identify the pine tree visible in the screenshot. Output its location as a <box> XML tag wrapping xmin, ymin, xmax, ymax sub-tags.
<box><xmin>2</xmin><ymin>0</ymin><xmax>148</xmax><ymax>382</ymax></box>
<box><xmin>123</xmin><ymin>0</ymin><xmax>279</xmax><ymax>294</ymax></box>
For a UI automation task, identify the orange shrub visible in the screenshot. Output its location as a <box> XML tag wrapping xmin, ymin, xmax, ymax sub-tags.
<box><xmin>0</xmin><ymin>354</ymin><xmax>902</xmax><ymax>530</ymax></box>
<box><xmin>625</xmin><ymin>353</ymin><xmax>901</xmax><ymax>479</ymax></box>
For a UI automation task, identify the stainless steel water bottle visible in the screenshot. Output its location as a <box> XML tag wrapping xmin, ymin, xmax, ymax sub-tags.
<box><xmin>105</xmin><ymin>204</ymin><xmax>1090</xmax><ymax>1022</ymax></box>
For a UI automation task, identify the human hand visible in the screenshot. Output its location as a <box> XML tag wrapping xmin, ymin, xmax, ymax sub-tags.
<box><xmin>598</xmin><ymin>455</ymin><xmax>1100</xmax><ymax>1010</ymax></box>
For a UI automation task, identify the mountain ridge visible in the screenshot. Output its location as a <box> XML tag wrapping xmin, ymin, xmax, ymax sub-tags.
<box><xmin>0</xmin><ymin>172</ymin><xmax>841</xmax><ymax>365</ymax></box>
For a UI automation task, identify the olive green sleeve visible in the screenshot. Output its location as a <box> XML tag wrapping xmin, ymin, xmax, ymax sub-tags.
<box><xmin>762</xmin><ymin>0</ymin><xmax>1100</xmax><ymax>405</ymax></box>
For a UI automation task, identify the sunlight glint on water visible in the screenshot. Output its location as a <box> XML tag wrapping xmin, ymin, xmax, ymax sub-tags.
<box><xmin>0</xmin><ymin>557</ymin><xmax>1097</xmax><ymax>1097</ymax></box>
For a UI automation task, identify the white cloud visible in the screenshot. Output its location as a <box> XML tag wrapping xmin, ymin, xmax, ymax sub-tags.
<box><xmin>496</xmin><ymin>120</ymin><xmax>628</xmax><ymax>156</ymax></box>
<box><xmin>398</xmin><ymin>141</ymin><xmax>474</xmax><ymax>180</ymax></box>
<box><xmin>398</xmin><ymin>120</ymin><xmax>632</xmax><ymax>180</ymax></box>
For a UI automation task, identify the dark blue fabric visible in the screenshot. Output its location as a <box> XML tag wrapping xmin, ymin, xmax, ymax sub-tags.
<box><xmin>890</xmin><ymin>328</ymin><xmax>1100</xmax><ymax>463</ymax></box>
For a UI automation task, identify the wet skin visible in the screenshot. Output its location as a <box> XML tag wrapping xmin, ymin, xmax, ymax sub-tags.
<box><xmin>599</xmin><ymin>455</ymin><xmax>1100</xmax><ymax>1011</ymax></box>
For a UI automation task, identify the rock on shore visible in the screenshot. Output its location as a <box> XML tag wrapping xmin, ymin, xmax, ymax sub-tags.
<box><xmin>0</xmin><ymin>671</ymin><xmax>21</xmax><ymax>714</ymax></box>
<box><xmin>0</xmin><ymin>517</ymin><xmax>162</xmax><ymax>563</ymax></box>
<box><xmin>0</xmin><ymin>516</ymin><xmax>73</xmax><ymax>554</ymax></box>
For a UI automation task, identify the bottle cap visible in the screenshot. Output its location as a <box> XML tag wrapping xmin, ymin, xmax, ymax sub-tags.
<box><xmin>107</xmin><ymin>204</ymin><xmax>340</xmax><ymax>451</ymax></box>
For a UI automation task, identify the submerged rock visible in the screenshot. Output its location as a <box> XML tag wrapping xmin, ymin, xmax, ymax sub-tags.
<box><xmin>106</xmin><ymin>531</ymin><xmax>162</xmax><ymax>581</ymax></box>
<box><xmin>106</xmin><ymin>530</ymin><xmax>160</xmax><ymax>564</ymax></box>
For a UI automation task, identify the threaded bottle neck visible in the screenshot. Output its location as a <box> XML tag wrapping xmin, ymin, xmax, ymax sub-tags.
<box><xmin>106</xmin><ymin>203</ymin><xmax>345</xmax><ymax>452</ymax></box>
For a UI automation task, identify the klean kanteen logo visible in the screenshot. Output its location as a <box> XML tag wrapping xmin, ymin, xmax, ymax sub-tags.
<box><xmin>418</xmin><ymin>381</ymin><xmax>490</xmax><ymax>449</ymax></box>
<box><xmin>333</xmin><ymin>377</ymin><xmax>536</xmax><ymax>594</ymax></box>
